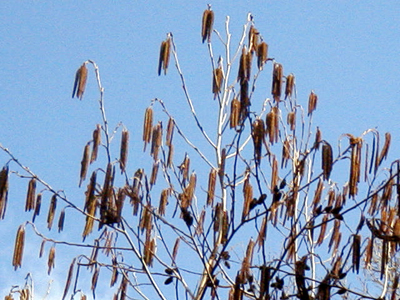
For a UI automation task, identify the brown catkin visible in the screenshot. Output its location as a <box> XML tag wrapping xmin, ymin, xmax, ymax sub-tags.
<box><xmin>322</xmin><ymin>141</ymin><xmax>333</xmax><ymax>180</ymax></box>
<box><xmin>91</xmin><ymin>124</ymin><xmax>101</xmax><ymax>163</ymax></box>
<box><xmin>150</xmin><ymin>122</ymin><xmax>162</xmax><ymax>161</ymax></box>
<box><xmin>167</xmin><ymin>144</ymin><xmax>174</xmax><ymax>168</ymax></box>
<box><xmin>166</xmin><ymin>117</ymin><xmax>174</xmax><ymax>147</ymax></box>
<box><xmin>201</xmin><ymin>6</ymin><xmax>214</xmax><ymax>43</ymax></box>
<box><xmin>47</xmin><ymin>246</ymin><xmax>56</xmax><ymax>275</ymax></box>
<box><xmin>285</xmin><ymin>73</ymin><xmax>295</xmax><ymax>99</ymax></box>
<box><xmin>25</xmin><ymin>178</ymin><xmax>36</xmax><ymax>212</ymax></box>
<box><xmin>47</xmin><ymin>194</ymin><xmax>57</xmax><ymax>230</ymax></box>
<box><xmin>248</xmin><ymin>25</ymin><xmax>259</xmax><ymax>53</ymax></box>
<box><xmin>230</xmin><ymin>98</ymin><xmax>240</xmax><ymax>129</ymax></box>
<box><xmin>58</xmin><ymin>209</ymin><xmax>65</xmax><ymax>232</ymax></box>
<box><xmin>159</xmin><ymin>189</ymin><xmax>169</xmax><ymax>216</ymax></box>
<box><xmin>242</xmin><ymin>174</ymin><xmax>253</xmax><ymax>221</ymax></box>
<box><xmin>287</xmin><ymin>111</ymin><xmax>296</xmax><ymax>131</ymax></box>
<box><xmin>252</xmin><ymin>119</ymin><xmax>265</xmax><ymax>165</ymax></box>
<box><xmin>213</xmin><ymin>67</ymin><xmax>224</xmax><ymax>98</ymax></box>
<box><xmin>91</xmin><ymin>267</ymin><xmax>100</xmax><ymax>292</ymax></box>
<box><xmin>172</xmin><ymin>238</ymin><xmax>180</xmax><ymax>261</ymax></box>
<box><xmin>12</xmin><ymin>225</ymin><xmax>25</xmax><ymax>270</ymax></box>
<box><xmin>207</xmin><ymin>168</ymin><xmax>217</xmax><ymax>206</ymax></box>
<box><xmin>271</xmin><ymin>63</ymin><xmax>283</xmax><ymax>102</ymax></box>
<box><xmin>0</xmin><ymin>166</ymin><xmax>9</xmax><ymax>219</ymax></box>
<box><xmin>72</xmin><ymin>63</ymin><xmax>88</xmax><ymax>100</ymax></box>
<box><xmin>143</xmin><ymin>107</ymin><xmax>153</xmax><ymax>151</ymax></box>
<box><xmin>185</xmin><ymin>172</ymin><xmax>197</xmax><ymax>204</ymax></box>
<box><xmin>61</xmin><ymin>258</ymin><xmax>76</xmax><ymax>300</ymax></box>
<box><xmin>352</xmin><ymin>234</ymin><xmax>361</xmax><ymax>274</ymax></box>
<box><xmin>377</xmin><ymin>132</ymin><xmax>391</xmax><ymax>168</ymax></box>
<box><xmin>120</xmin><ymin>129</ymin><xmax>129</xmax><ymax>174</ymax></box>
<box><xmin>257</xmin><ymin>41</ymin><xmax>268</xmax><ymax>70</ymax></box>
<box><xmin>79</xmin><ymin>143</ymin><xmax>91</xmax><ymax>187</ymax></box>
<box><xmin>158</xmin><ymin>34</ymin><xmax>171</xmax><ymax>75</ymax></box>
<box><xmin>308</xmin><ymin>90</ymin><xmax>318</xmax><ymax>115</ymax></box>
<box><xmin>32</xmin><ymin>193</ymin><xmax>42</xmax><ymax>222</ymax></box>
<box><xmin>266</xmin><ymin>106</ymin><xmax>279</xmax><ymax>144</ymax></box>
<box><xmin>150</xmin><ymin>161</ymin><xmax>159</xmax><ymax>187</ymax></box>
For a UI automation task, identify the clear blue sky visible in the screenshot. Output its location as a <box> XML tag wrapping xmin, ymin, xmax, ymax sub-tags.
<box><xmin>0</xmin><ymin>1</ymin><xmax>399</xmax><ymax>298</ymax></box>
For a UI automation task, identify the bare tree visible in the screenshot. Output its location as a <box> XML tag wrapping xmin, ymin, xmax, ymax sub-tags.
<box><xmin>2</xmin><ymin>7</ymin><xmax>400</xmax><ymax>300</ymax></box>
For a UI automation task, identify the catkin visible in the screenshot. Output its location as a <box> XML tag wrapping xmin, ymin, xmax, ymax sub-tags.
<box><xmin>251</xmin><ymin>119</ymin><xmax>265</xmax><ymax>165</ymax></box>
<box><xmin>322</xmin><ymin>141</ymin><xmax>333</xmax><ymax>180</ymax></box>
<box><xmin>308</xmin><ymin>90</ymin><xmax>318</xmax><ymax>115</ymax></box>
<box><xmin>213</xmin><ymin>67</ymin><xmax>223</xmax><ymax>98</ymax></box>
<box><xmin>91</xmin><ymin>124</ymin><xmax>101</xmax><ymax>163</ymax></box>
<box><xmin>25</xmin><ymin>178</ymin><xmax>36</xmax><ymax>212</ymax></box>
<box><xmin>158</xmin><ymin>34</ymin><xmax>171</xmax><ymax>76</ymax></box>
<box><xmin>166</xmin><ymin>117</ymin><xmax>174</xmax><ymax>147</ymax></box>
<box><xmin>47</xmin><ymin>194</ymin><xmax>57</xmax><ymax>230</ymax></box>
<box><xmin>230</xmin><ymin>98</ymin><xmax>240</xmax><ymax>129</ymax></box>
<box><xmin>12</xmin><ymin>225</ymin><xmax>25</xmax><ymax>270</ymax></box>
<box><xmin>79</xmin><ymin>143</ymin><xmax>90</xmax><ymax>187</ymax></box>
<box><xmin>0</xmin><ymin>166</ymin><xmax>9</xmax><ymax>219</ymax></box>
<box><xmin>72</xmin><ymin>63</ymin><xmax>88</xmax><ymax>100</ymax></box>
<box><xmin>120</xmin><ymin>129</ymin><xmax>129</xmax><ymax>174</ymax></box>
<box><xmin>257</xmin><ymin>42</ymin><xmax>268</xmax><ymax>70</ymax></box>
<box><xmin>285</xmin><ymin>73</ymin><xmax>295</xmax><ymax>99</ymax></box>
<box><xmin>47</xmin><ymin>246</ymin><xmax>56</xmax><ymax>275</ymax></box>
<box><xmin>150</xmin><ymin>122</ymin><xmax>162</xmax><ymax>161</ymax></box>
<box><xmin>201</xmin><ymin>6</ymin><xmax>214</xmax><ymax>43</ymax></box>
<box><xmin>271</xmin><ymin>63</ymin><xmax>283</xmax><ymax>102</ymax></box>
<box><xmin>248</xmin><ymin>25</ymin><xmax>259</xmax><ymax>53</ymax></box>
<box><xmin>143</xmin><ymin>107</ymin><xmax>153</xmax><ymax>151</ymax></box>
<box><xmin>61</xmin><ymin>258</ymin><xmax>76</xmax><ymax>300</ymax></box>
<box><xmin>207</xmin><ymin>168</ymin><xmax>217</xmax><ymax>206</ymax></box>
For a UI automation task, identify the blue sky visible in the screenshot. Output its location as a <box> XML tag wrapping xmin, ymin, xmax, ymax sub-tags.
<box><xmin>1</xmin><ymin>1</ymin><xmax>400</xmax><ymax>298</ymax></box>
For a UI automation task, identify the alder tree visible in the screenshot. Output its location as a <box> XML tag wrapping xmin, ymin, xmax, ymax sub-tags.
<box><xmin>2</xmin><ymin>6</ymin><xmax>400</xmax><ymax>300</ymax></box>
